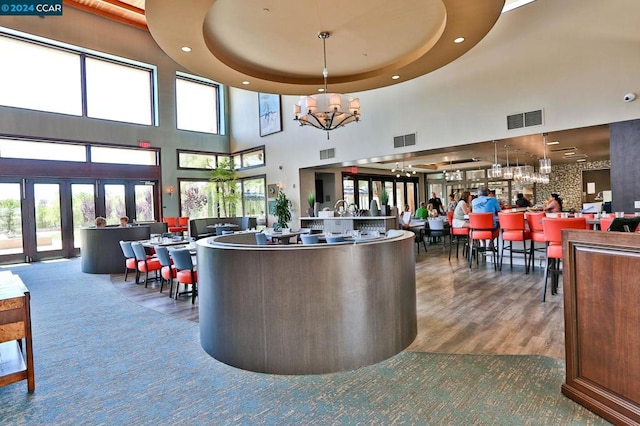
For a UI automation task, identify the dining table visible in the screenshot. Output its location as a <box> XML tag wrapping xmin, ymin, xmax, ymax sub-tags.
<box><xmin>206</xmin><ymin>223</ymin><xmax>240</xmax><ymax>235</ymax></box>
<box><xmin>268</xmin><ymin>230</ymin><xmax>306</xmax><ymax>245</ymax></box>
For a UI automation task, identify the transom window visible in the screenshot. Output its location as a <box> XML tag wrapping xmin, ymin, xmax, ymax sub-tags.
<box><xmin>176</xmin><ymin>73</ymin><xmax>219</xmax><ymax>134</ymax></box>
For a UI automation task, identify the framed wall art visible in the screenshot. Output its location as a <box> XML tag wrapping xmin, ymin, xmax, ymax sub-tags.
<box><xmin>258</xmin><ymin>93</ymin><xmax>282</xmax><ymax>137</ymax></box>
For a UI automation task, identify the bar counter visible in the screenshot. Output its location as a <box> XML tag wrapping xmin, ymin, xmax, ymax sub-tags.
<box><xmin>197</xmin><ymin>231</ymin><xmax>417</xmax><ymax>375</ymax></box>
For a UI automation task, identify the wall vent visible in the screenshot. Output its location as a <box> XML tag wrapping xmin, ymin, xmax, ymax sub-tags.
<box><xmin>319</xmin><ymin>148</ymin><xmax>335</xmax><ymax>160</ymax></box>
<box><xmin>393</xmin><ymin>133</ymin><xmax>416</xmax><ymax>148</ymax></box>
<box><xmin>507</xmin><ymin>109</ymin><xmax>543</xmax><ymax>130</ymax></box>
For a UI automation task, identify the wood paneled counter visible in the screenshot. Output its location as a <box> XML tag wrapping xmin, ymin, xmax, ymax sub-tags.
<box><xmin>197</xmin><ymin>231</ymin><xmax>417</xmax><ymax>375</ymax></box>
<box><xmin>562</xmin><ymin>230</ymin><xmax>640</xmax><ymax>424</ymax></box>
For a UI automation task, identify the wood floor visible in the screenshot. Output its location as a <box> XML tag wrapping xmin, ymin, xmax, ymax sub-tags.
<box><xmin>110</xmin><ymin>242</ymin><xmax>565</xmax><ymax>360</ymax></box>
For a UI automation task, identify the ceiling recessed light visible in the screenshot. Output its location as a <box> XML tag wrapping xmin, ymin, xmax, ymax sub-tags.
<box><xmin>181</xmin><ymin>46</ymin><xmax>191</xmax><ymax>52</ymax></box>
<box><xmin>546</xmin><ymin>141</ymin><xmax>560</xmax><ymax>145</ymax></box>
<box><xmin>241</xmin><ymin>81</ymin><xmax>250</xmax><ymax>85</ymax></box>
<box><xmin>391</xmin><ymin>75</ymin><xmax>400</xmax><ymax>80</ymax></box>
<box><xmin>318</xmin><ymin>88</ymin><xmax>325</xmax><ymax>92</ymax></box>
<box><xmin>577</xmin><ymin>159</ymin><xmax>586</xmax><ymax>162</ymax></box>
<box><xmin>454</xmin><ymin>37</ymin><xmax>465</xmax><ymax>44</ymax></box>
<box><xmin>564</xmin><ymin>152</ymin><xmax>576</xmax><ymax>156</ymax></box>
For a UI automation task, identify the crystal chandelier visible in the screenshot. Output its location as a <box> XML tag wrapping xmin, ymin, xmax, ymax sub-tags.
<box><xmin>539</xmin><ymin>133</ymin><xmax>552</xmax><ymax>174</ymax></box>
<box><xmin>488</xmin><ymin>140</ymin><xmax>502</xmax><ymax>178</ymax></box>
<box><xmin>293</xmin><ymin>32</ymin><xmax>361</xmax><ymax>139</ymax></box>
<box><xmin>391</xmin><ymin>161</ymin><xmax>416</xmax><ymax>178</ymax></box>
<box><xmin>503</xmin><ymin>144</ymin><xmax>513</xmax><ymax>179</ymax></box>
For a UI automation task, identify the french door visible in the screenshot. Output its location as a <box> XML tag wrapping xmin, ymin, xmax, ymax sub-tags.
<box><xmin>0</xmin><ymin>178</ymin><xmax>158</xmax><ymax>264</ymax></box>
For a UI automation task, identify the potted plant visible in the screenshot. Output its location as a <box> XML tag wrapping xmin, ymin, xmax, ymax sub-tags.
<box><xmin>307</xmin><ymin>192</ymin><xmax>315</xmax><ymax>217</ymax></box>
<box><xmin>380</xmin><ymin>187</ymin><xmax>390</xmax><ymax>216</ymax></box>
<box><xmin>273</xmin><ymin>190</ymin><xmax>292</xmax><ymax>230</ymax></box>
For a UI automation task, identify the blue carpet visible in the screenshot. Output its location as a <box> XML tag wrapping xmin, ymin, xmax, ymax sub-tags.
<box><xmin>0</xmin><ymin>259</ymin><xmax>609</xmax><ymax>425</ymax></box>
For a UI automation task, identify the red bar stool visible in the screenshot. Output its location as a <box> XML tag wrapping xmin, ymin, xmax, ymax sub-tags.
<box><xmin>541</xmin><ymin>217</ymin><xmax>586</xmax><ymax>302</ymax></box>
<box><xmin>599</xmin><ymin>216</ymin><xmax>615</xmax><ymax>232</ymax></box>
<box><xmin>498</xmin><ymin>212</ymin><xmax>532</xmax><ymax>273</ymax></box>
<box><xmin>447</xmin><ymin>211</ymin><xmax>469</xmax><ymax>261</ymax></box>
<box><xmin>468</xmin><ymin>212</ymin><xmax>499</xmax><ymax>269</ymax></box>
<box><xmin>526</xmin><ymin>211</ymin><xmax>546</xmax><ymax>271</ymax></box>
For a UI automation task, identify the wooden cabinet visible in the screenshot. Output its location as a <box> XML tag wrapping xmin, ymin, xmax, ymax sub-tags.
<box><xmin>562</xmin><ymin>230</ymin><xmax>640</xmax><ymax>425</ymax></box>
<box><xmin>0</xmin><ymin>272</ymin><xmax>34</xmax><ymax>393</ymax></box>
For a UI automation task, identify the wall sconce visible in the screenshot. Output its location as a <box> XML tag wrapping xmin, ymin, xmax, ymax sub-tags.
<box><xmin>165</xmin><ymin>185</ymin><xmax>174</xmax><ymax>197</ymax></box>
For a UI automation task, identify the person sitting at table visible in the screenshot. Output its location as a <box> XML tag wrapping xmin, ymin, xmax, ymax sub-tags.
<box><xmin>452</xmin><ymin>191</ymin><xmax>472</xmax><ymax>228</ymax></box>
<box><xmin>415</xmin><ymin>202</ymin><xmax>429</xmax><ymax>220</ymax></box>
<box><xmin>95</xmin><ymin>216</ymin><xmax>107</xmax><ymax>228</ymax></box>
<box><xmin>515</xmin><ymin>193</ymin><xmax>531</xmax><ymax>208</ymax></box>
<box><xmin>428</xmin><ymin>192</ymin><xmax>445</xmax><ymax>215</ymax></box>
<box><xmin>120</xmin><ymin>215</ymin><xmax>130</xmax><ymax>227</ymax></box>
<box><xmin>471</xmin><ymin>187</ymin><xmax>501</xmax><ymax>227</ymax></box>
<box><xmin>543</xmin><ymin>193</ymin><xmax>563</xmax><ymax>213</ymax></box>
<box><xmin>427</xmin><ymin>203</ymin><xmax>440</xmax><ymax>218</ymax></box>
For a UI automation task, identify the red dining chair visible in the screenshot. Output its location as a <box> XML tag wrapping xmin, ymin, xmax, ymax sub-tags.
<box><xmin>171</xmin><ymin>248</ymin><xmax>198</xmax><ymax>304</ymax></box>
<box><xmin>119</xmin><ymin>240</ymin><xmax>138</xmax><ymax>282</ymax></box>
<box><xmin>526</xmin><ymin>211</ymin><xmax>546</xmax><ymax>272</ymax></box>
<box><xmin>154</xmin><ymin>246</ymin><xmax>176</xmax><ymax>296</ymax></box>
<box><xmin>581</xmin><ymin>213</ymin><xmax>595</xmax><ymax>230</ymax></box>
<box><xmin>131</xmin><ymin>242</ymin><xmax>162</xmax><ymax>288</ymax></box>
<box><xmin>599</xmin><ymin>216</ymin><xmax>615</xmax><ymax>232</ymax></box>
<box><xmin>498</xmin><ymin>212</ymin><xmax>532</xmax><ymax>273</ymax></box>
<box><xmin>468</xmin><ymin>213</ymin><xmax>500</xmax><ymax>269</ymax></box>
<box><xmin>447</xmin><ymin>211</ymin><xmax>469</xmax><ymax>261</ymax></box>
<box><xmin>541</xmin><ymin>217</ymin><xmax>586</xmax><ymax>302</ymax></box>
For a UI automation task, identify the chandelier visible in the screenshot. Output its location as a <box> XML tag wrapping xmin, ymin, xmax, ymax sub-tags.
<box><xmin>539</xmin><ymin>133</ymin><xmax>552</xmax><ymax>174</ymax></box>
<box><xmin>391</xmin><ymin>162</ymin><xmax>416</xmax><ymax>178</ymax></box>
<box><xmin>488</xmin><ymin>140</ymin><xmax>502</xmax><ymax>178</ymax></box>
<box><xmin>293</xmin><ymin>32</ymin><xmax>361</xmax><ymax>139</ymax></box>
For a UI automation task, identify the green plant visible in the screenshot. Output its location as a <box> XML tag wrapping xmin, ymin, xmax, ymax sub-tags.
<box><xmin>380</xmin><ymin>187</ymin><xmax>389</xmax><ymax>206</ymax></box>
<box><xmin>209</xmin><ymin>158</ymin><xmax>241</xmax><ymax>217</ymax></box>
<box><xmin>273</xmin><ymin>190</ymin><xmax>292</xmax><ymax>229</ymax></box>
<box><xmin>307</xmin><ymin>192</ymin><xmax>315</xmax><ymax>208</ymax></box>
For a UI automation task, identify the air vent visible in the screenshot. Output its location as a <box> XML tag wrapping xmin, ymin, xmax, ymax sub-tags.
<box><xmin>319</xmin><ymin>148</ymin><xmax>335</xmax><ymax>160</ymax></box>
<box><xmin>507</xmin><ymin>109</ymin><xmax>543</xmax><ymax>130</ymax></box>
<box><xmin>393</xmin><ymin>133</ymin><xmax>416</xmax><ymax>148</ymax></box>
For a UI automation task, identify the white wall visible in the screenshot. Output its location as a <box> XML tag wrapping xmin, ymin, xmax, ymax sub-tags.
<box><xmin>230</xmin><ymin>0</ymin><xmax>640</xmax><ymax>226</ymax></box>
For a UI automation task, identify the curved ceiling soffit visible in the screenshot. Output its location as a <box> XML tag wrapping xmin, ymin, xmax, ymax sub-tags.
<box><xmin>146</xmin><ymin>0</ymin><xmax>505</xmax><ymax>95</ymax></box>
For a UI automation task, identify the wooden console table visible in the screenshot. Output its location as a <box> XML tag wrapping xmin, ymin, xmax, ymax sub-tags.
<box><xmin>0</xmin><ymin>271</ymin><xmax>35</xmax><ymax>393</ymax></box>
<box><xmin>562</xmin><ymin>230</ymin><xmax>639</xmax><ymax>424</ymax></box>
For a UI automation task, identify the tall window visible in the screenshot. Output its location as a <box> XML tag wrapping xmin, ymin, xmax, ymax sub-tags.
<box><xmin>179</xmin><ymin>176</ymin><xmax>265</xmax><ymax>219</ymax></box>
<box><xmin>176</xmin><ymin>74</ymin><xmax>219</xmax><ymax>134</ymax></box>
<box><xmin>0</xmin><ymin>31</ymin><xmax>156</xmax><ymax>126</ymax></box>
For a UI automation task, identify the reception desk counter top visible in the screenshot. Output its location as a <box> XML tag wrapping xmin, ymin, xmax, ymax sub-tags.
<box><xmin>80</xmin><ymin>226</ymin><xmax>150</xmax><ymax>274</ymax></box>
<box><xmin>197</xmin><ymin>231</ymin><xmax>417</xmax><ymax>374</ymax></box>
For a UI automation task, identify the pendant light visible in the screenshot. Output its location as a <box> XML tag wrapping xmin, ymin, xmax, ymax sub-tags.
<box><xmin>539</xmin><ymin>133</ymin><xmax>552</xmax><ymax>174</ymax></box>
<box><xmin>503</xmin><ymin>144</ymin><xmax>513</xmax><ymax>179</ymax></box>
<box><xmin>490</xmin><ymin>140</ymin><xmax>502</xmax><ymax>178</ymax></box>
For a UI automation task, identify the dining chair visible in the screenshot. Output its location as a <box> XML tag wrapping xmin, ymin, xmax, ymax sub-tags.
<box><xmin>131</xmin><ymin>242</ymin><xmax>162</xmax><ymax>287</ymax></box>
<box><xmin>447</xmin><ymin>211</ymin><xmax>469</xmax><ymax>261</ymax></box>
<box><xmin>301</xmin><ymin>234</ymin><xmax>319</xmax><ymax>244</ymax></box>
<box><xmin>255</xmin><ymin>232</ymin><xmax>268</xmax><ymax>245</ymax></box>
<box><xmin>526</xmin><ymin>211</ymin><xmax>546</xmax><ymax>271</ymax></box>
<box><xmin>325</xmin><ymin>235</ymin><xmax>345</xmax><ymax>243</ymax></box>
<box><xmin>119</xmin><ymin>240</ymin><xmax>138</xmax><ymax>282</ymax></box>
<box><xmin>541</xmin><ymin>217</ymin><xmax>586</xmax><ymax>302</ymax></box>
<box><xmin>171</xmin><ymin>248</ymin><xmax>198</xmax><ymax>304</ymax></box>
<box><xmin>427</xmin><ymin>217</ymin><xmax>447</xmax><ymax>248</ymax></box>
<box><xmin>154</xmin><ymin>246</ymin><xmax>176</xmax><ymax>296</ymax></box>
<box><xmin>296</xmin><ymin>228</ymin><xmax>312</xmax><ymax>243</ymax></box>
<box><xmin>497</xmin><ymin>212</ymin><xmax>532</xmax><ymax>273</ymax></box>
<box><xmin>468</xmin><ymin>213</ymin><xmax>499</xmax><ymax>269</ymax></box>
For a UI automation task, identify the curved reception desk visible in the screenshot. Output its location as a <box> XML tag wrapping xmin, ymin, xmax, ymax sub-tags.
<box><xmin>197</xmin><ymin>231</ymin><xmax>417</xmax><ymax>375</ymax></box>
<box><xmin>80</xmin><ymin>226</ymin><xmax>150</xmax><ymax>274</ymax></box>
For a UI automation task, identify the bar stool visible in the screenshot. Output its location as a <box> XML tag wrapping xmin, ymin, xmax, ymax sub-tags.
<box><xmin>498</xmin><ymin>212</ymin><xmax>532</xmax><ymax>273</ymax></box>
<box><xmin>468</xmin><ymin>213</ymin><xmax>499</xmax><ymax>269</ymax></box>
<box><xmin>447</xmin><ymin>211</ymin><xmax>469</xmax><ymax>261</ymax></box>
<box><xmin>541</xmin><ymin>217</ymin><xmax>586</xmax><ymax>302</ymax></box>
<box><xmin>599</xmin><ymin>216</ymin><xmax>615</xmax><ymax>232</ymax></box>
<box><xmin>526</xmin><ymin>211</ymin><xmax>546</xmax><ymax>271</ymax></box>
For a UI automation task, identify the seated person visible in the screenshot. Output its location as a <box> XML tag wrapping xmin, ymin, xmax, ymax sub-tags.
<box><xmin>447</xmin><ymin>194</ymin><xmax>457</xmax><ymax>213</ymax></box>
<box><xmin>515</xmin><ymin>193</ymin><xmax>531</xmax><ymax>208</ymax></box>
<box><xmin>95</xmin><ymin>216</ymin><xmax>107</xmax><ymax>228</ymax></box>
<box><xmin>120</xmin><ymin>215</ymin><xmax>130</xmax><ymax>227</ymax></box>
<box><xmin>427</xmin><ymin>203</ymin><xmax>439</xmax><ymax>218</ymax></box>
<box><xmin>543</xmin><ymin>193</ymin><xmax>563</xmax><ymax>213</ymax></box>
<box><xmin>415</xmin><ymin>202</ymin><xmax>429</xmax><ymax>220</ymax></box>
<box><xmin>428</xmin><ymin>192</ymin><xmax>445</xmax><ymax>215</ymax></box>
<box><xmin>452</xmin><ymin>191</ymin><xmax>472</xmax><ymax>228</ymax></box>
<box><xmin>471</xmin><ymin>187</ymin><xmax>501</xmax><ymax>227</ymax></box>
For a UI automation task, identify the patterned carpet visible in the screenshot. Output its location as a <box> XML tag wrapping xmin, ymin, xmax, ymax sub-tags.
<box><xmin>0</xmin><ymin>259</ymin><xmax>609</xmax><ymax>425</ymax></box>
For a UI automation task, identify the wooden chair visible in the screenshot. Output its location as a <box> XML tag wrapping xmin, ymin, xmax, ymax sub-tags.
<box><xmin>541</xmin><ymin>217</ymin><xmax>586</xmax><ymax>302</ymax></box>
<box><xmin>171</xmin><ymin>248</ymin><xmax>197</xmax><ymax>304</ymax></box>
<box><xmin>498</xmin><ymin>212</ymin><xmax>532</xmax><ymax>273</ymax></box>
<box><xmin>468</xmin><ymin>213</ymin><xmax>499</xmax><ymax>269</ymax></box>
<box><xmin>131</xmin><ymin>242</ymin><xmax>162</xmax><ymax>287</ymax></box>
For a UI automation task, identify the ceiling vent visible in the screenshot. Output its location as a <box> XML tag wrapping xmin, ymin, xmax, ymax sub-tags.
<box><xmin>393</xmin><ymin>133</ymin><xmax>416</xmax><ymax>148</ymax></box>
<box><xmin>319</xmin><ymin>148</ymin><xmax>335</xmax><ymax>160</ymax></box>
<box><xmin>507</xmin><ymin>109</ymin><xmax>543</xmax><ymax>130</ymax></box>
<box><xmin>550</xmin><ymin>146</ymin><xmax>579</xmax><ymax>153</ymax></box>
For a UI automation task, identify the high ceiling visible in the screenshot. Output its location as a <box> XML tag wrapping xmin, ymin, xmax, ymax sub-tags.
<box><xmin>64</xmin><ymin>0</ymin><xmax>610</xmax><ymax>169</ymax></box>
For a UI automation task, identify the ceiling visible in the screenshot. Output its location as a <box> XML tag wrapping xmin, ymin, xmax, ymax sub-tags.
<box><xmin>64</xmin><ymin>0</ymin><xmax>610</xmax><ymax>171</ymax></box>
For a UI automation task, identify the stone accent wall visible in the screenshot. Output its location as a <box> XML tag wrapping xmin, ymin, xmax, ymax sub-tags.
<box><xmin>536</xmin><ymin>160</ymin><xmax>610</xmax><ymax>211</ymax></box>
